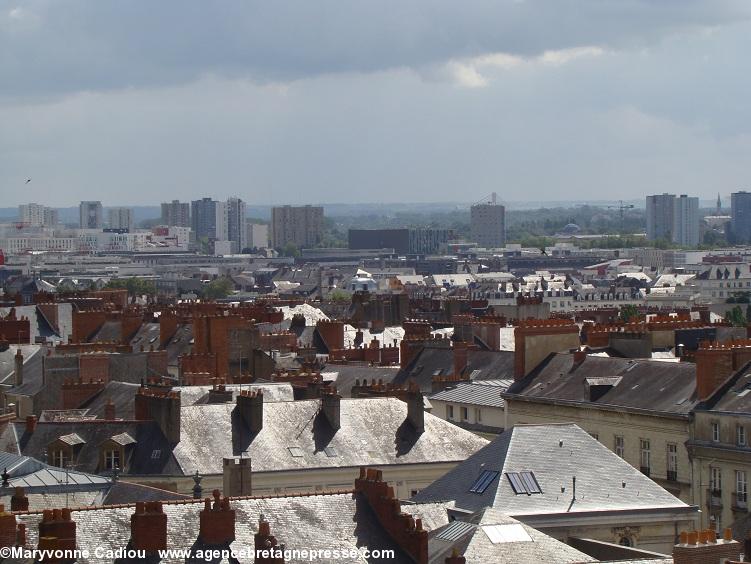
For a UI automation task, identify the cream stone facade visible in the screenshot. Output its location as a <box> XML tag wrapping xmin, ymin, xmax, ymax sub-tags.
<box><xmin>504</xmin><ymin>398</ymin><xmax>694</xmax><ymax>503</ymax></box>
<box><xmin>689</xmin><ymin>410</ymin><xmax>751</xmax><ymax>533</ymax></box>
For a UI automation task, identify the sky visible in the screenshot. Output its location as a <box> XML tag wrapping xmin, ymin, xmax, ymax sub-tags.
<box><xmin>1</xmin><ymin>1</ymin><xmax>750</xmax><ymax>207</ymax></box>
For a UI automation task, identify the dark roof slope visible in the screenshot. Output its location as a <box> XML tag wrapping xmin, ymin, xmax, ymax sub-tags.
<box><xmin>505</xmin><ymin>353</ymin><xmax>698</xmax><ymax>415</ymax></box>
<box><xmin>412</xmin><ymin>423</ymin><xmax>692</xmax><ymax>518</ymax></box>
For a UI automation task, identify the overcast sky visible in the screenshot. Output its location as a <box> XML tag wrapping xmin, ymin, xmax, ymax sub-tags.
<box><xmin>1</xmin><ymin>1</ymin><xmax>750</xmax><ymax>206</ymax></box>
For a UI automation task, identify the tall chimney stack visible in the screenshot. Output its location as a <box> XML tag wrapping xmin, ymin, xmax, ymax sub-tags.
<box><xmin>321</xmin><ymin>387</ymin><xmax>341</xmax><ymax>431</ymax></box>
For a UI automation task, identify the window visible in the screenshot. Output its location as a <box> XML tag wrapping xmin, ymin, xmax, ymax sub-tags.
<box><xmin>712</xmin><ymin>422</ymin><xmax>720</xmax><ymax>442</ymax></box>
<box><xmin>447</xmin><ymin>405</ymin><xmax>454</xmax><ymax>420</ymax></box>
<box><xmin>469</xmin><ymin>470</ymin><xmax>500</xmax><ymax>494</ymax></box>
<box><xmin>590</xmin><ymin>432</ymin><xmax>599</xmax><ymax>441</ymax></box>
<box><xmin>615</xmin><ymin>435</ymin><xmax>624</xmax><ymax>458</ymax></box>
<box><xmin>104</xmin><ymin>449</ymin><xmax>121</xmax><ymax>471</ymax></box>
<box><xmin>710</xmin><ymin>466</ymin><xmax>722</xmax><ymax>494</ymax></box>
<box><xmin>737</xmin><ymin>470</ymin><xmax>747</xmax><ymax>503</ymax></box>
<box><xmin>640</xmin><ymin>439</ymin><xmax>651</xmax><ymax>476</ymax></box>
<box><xmin>51</xmin><ymin>450</ymin><xmax>69</xmax><ymax>468</ymax></box>
<box><xmin>475</xmin><ymin>408</ymin><xmax>482</xmax><ymax>423</ymax></box>
<box><xmin>506</xmin><ymin>471</ymin><xmax>542</xmax><ymax>495</ymax></box>
<box><xmin>667</xmin><ymin>443</ymin><xmax>678</xmax><ymax>481</ymax></box>
<box><xmin>460</xmin><ymin>407</ymin><xmax>468</xmax><ymax>421</ymax></box>
<box><xmin>410</xmin><ymin>489</ymin><xmax>420</xmax><ymax>497</ymax></box>
<box><xmin>738</xmin><ymin>425</ymin><xmax>747</xmax><ymax>447</ymax></box>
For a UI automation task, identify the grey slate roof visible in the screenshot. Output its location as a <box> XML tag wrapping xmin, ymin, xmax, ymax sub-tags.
<box><xmin>412</xmin><ymin>423</ymin><xmax>693</xmax><ymax>518</ymax></box>
<box><xmin>174</xmin><ymin>382</ymin><xmax>294</xmax><ymax>405</ymax></box>
<box><xmin>429</xmin><ymin>382</ymin><xmax>508</xmax><ymax>408</ymax></box>
<box><xmin>80</xmin><ymin>381</ymin><xmax>141</xmax><ymax>420</ymax></box>
<box><xmin>1</xmin><ymin>344</ymin><xmax>44</xmax><ymax>394</ymax></box>
<box><xmin>703</xmin><ymin>362</ymin><xmax>751</xmax><ymax>413</ymax></box>
<box><xmin>504</xmin><ymin>352</ymin><xmax>698</xmax><ymax>416</ymax></box>
<box><xmin>173</xmin><ymin>397</ymin><xmax>488</xmax><ymax>475</ymax></box>
<box><xmin>320</xmin><ymin>365</ymin><xmax>401</xmax><ymax>397</ymax></box>
<box><xmin>12</xmin><ymin>420</ymin><xmax>180</xmax><ymax>476</ymax></box>
<box><xmin>14</xmin><ymin>492</ymin><xmax>413</xmax><ymax>564</ymax></box>
<box><xmin>428</xmin><ymin>507</ymin><xmax>593</xmax><ymax>564</ymax></box>
<box><xmin>395</xmin><ymin>348</ymin><xmax>515</xmax><ymax>392</ymax></box>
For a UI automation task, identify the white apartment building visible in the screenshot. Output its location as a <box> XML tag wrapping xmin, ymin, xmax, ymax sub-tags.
<box><xmin>18</xmin><ymin>204</ymin><xmax>58</xmax><ymax>227</ymax></box>
<box><xmin>673</xmin><ymin>195</ymin><xmax>700</xmax><ymax>247</ymax></box>
<box><xmin>245</xmin><ymin>223</ymin><xmax>269</xmax><ymax>248</ymax></box>
<box><xmin>108</xmin><ymin>207</ymin><xmax>135</xmax><ymax>232</ymax></box>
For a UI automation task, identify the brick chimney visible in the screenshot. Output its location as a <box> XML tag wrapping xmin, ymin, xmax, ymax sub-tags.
<box><xmin>199</xmin><ymin>490</ymin><xmax>235</xmax><ymax>546</ymax></box>
<box><xmin>236</xmin><ymin>390</ymin><xmax>263</xmax><ymax>433</ymax></box>
<box><xmin>10</xmin><ymin>487</ymin><xmax>28</xmax><ymax>512</ymax></box>
<box><xmin>254</xmin><ymin>515</ymin><xmax>284</xmax><ymax>563</ymax></box>
<box><xmin>25</xmin><ymin>415</ymin><xmax>37</xmax><ymax>434</ymax></box>
<box><xmin>134</xmin><ymin>386</ymin><xmax>181</xmax><ymax>443</ymax></box>
<box><xmin>223</xmin><ymin>457</ymin><xmax>252</xmax><ymax>497</ymax></box>
<box><xmin>61</xmin><ymin>379</ymin><xmax>106</xmax><ymax>410</ymax></box>
<box><xmin>159</xmin><ymin>310</ymin><xmax>179</xmax><ymax>348</ymax></box>
<box><xmin>130</xmin><ymin>501</ymin><xmax>167</xmax><ymax>554</ymax></box>
<box><xmin>0</xmin><ymin>504</ymin><xmax>18</xmax><ymax>548</ymax></box>
<box><xmin>14</xmin><ymin>349</ymin><xmax>23</xmax><ymax>387</ymax></box>
<box><xmin>321</xmin><ymin>387</ymin><xmax>341</xmax><ymax>431</ymax></box>
<box><xmin>514</xmin><ymin>320</ymin><xmax>580</xmax><ymax>380</ymax></box>
<box><xmin>406</xmin><ymin>383</ymin><xmax>424</xmax><ymax>433</ymax></box>
<box><xmin>452</xmin><ymin>342</ymin><xmax>469</xmax><ymax>378</ymax></box>
<box><xmin>316</xmin><ymin>320</ymin><xmax>345</xmax><ymax>352</ymax></box>
<box><xmin>104</xmin><ymin>398</ymin><xmax>116</xmax><ymax>420</ymax></box>
<box><xmin>38</xmin><ymin>508</ymin><xmax>76</xmax><ymax>556</ymax></box>
<box><xmin>695</xmin><ymin>342</ymin><xmax>734</xmax><ymax>401</ymax></box>
<box><xmin>672</xmin><ymin>528</ymin><xmax>739</xmax><ymax>564</ymax></box>
<box><xmin>355</xmin><ymin>467</ymin><xmax>428</xmax><ymax>564</ymax></box>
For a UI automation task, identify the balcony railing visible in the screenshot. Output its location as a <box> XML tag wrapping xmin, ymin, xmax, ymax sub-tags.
<box><xmin>640</xmin><ymin>466</ymin><xmax>650</xmax><ymax>477</ymax></box>
<box><xmin>707</xmin><ymin>489</ymin><xmax>723</xmax><ymax>509</ymax></box>
<box><xmin>732</xmin><ymin>492</ymin><xmax>748</xmax><ymax>512</ymax></box>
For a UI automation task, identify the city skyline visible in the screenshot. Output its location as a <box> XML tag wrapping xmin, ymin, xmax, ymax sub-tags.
<box><xmin>2</xmin><ymin>1</ymin><xmax>751</xmax><ymax>205</ymax></box>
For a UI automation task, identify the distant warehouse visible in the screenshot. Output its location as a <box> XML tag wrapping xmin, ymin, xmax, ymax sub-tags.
<box><xmin>348</xmin><ymin>228</ymin><xmax>455</xmax><ymax>255</ymax></box>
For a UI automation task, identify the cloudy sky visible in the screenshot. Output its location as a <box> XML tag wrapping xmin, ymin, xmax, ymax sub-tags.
<box><xmin>1</xmin><ymin>1</ymin><xmax>750</xmax><ymax>206</ymax></box>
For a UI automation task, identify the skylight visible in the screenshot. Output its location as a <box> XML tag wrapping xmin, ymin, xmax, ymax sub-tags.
<box><xmin>506</xmin><ymin>471</ymin><xmax>542</xmax><ymax>495</ymax></box>
<box><xmin>469</xmin><ymin>470</ymin><xmax>499</xmax><ymax>494</ymax></box>
<box><xmin>482</xmin><ymin>524</ymin><xmax>532</xmax><ymax>544</ymax></box>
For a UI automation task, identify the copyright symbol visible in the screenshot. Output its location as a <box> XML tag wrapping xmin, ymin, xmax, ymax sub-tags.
<box><xmin>0</xmin><ymin>546</ymin><xmax>12</xmax><ymax>558</ymax></box>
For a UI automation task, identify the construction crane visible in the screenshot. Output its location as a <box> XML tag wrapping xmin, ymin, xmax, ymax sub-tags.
<box><xmin>606</xmin><ymin>200</ymin><xmax>635</xmax><ymax>233</ymax></box>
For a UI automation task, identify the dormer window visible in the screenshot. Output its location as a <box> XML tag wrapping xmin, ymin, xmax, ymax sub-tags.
<box><xmin>51</xmin><ymin>449</ymin><xmax>70</xmax><ymax>468</ymax></box>
<box><xmin>104</xmin><ymin>449</ymin><xmax>121</xmax><ymax>470</ymax></box>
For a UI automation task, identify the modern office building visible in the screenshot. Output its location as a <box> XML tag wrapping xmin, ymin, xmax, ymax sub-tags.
<box><xmin>19</xmin><ymin>203</ymin><xmax>57</xmax><ymax>227</ymax></box>
<box><xmin>646</xmin><ymin>194</ymin><xmax>675</xmax><ymax>242</ymax></box>
<box><xmin>271</xmin><ymin>205</ymin><xmax>324</xmax><ymax>249</ymax></box>
<box><xmin>731</xmin><ymin>191</ymin><xmax>751</xmax><ymax>244</ymax></box>
<box><xmin>161</xmin><ymin>200</ymin><xmax>190</xmax><ymax>227</ymax></box>
<box><xmin>79</xmin><ymin>201</ymin><xmax>103</xmax><ymax>229</ymax></box>
<box><xmin>349</xmin><ymin>228</ymin><xmax>455</xmax><ymax>255</ymax></box>
<box><xmin>226</xmin><ymin>197</ymin><xmax>247</xmax><ymax>253</ymax></box>
<box><xmin>672</xmin><ymin>195</ymin><xmax>700</xmax><ymax>247</ymax></box>
<box><xmin>108</xmin><ymin>207</ymin><xmax>134</xmax><ymax>232</ymax></box>
<box><xmin>191</xmin><ymin>198</ymin><xmax>228</xmax><ymax>241</ymax></box>
<box><xmin>470</xmin><ymin>193</ymin><xmax>506</xmax><ymax>248</ymax></box>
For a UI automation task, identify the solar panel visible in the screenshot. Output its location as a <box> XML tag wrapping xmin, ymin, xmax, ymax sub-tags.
<box><xmin>469</xmin><ymin>470</ymin><xmax>499</xmax><ymax>493</ymax></box>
